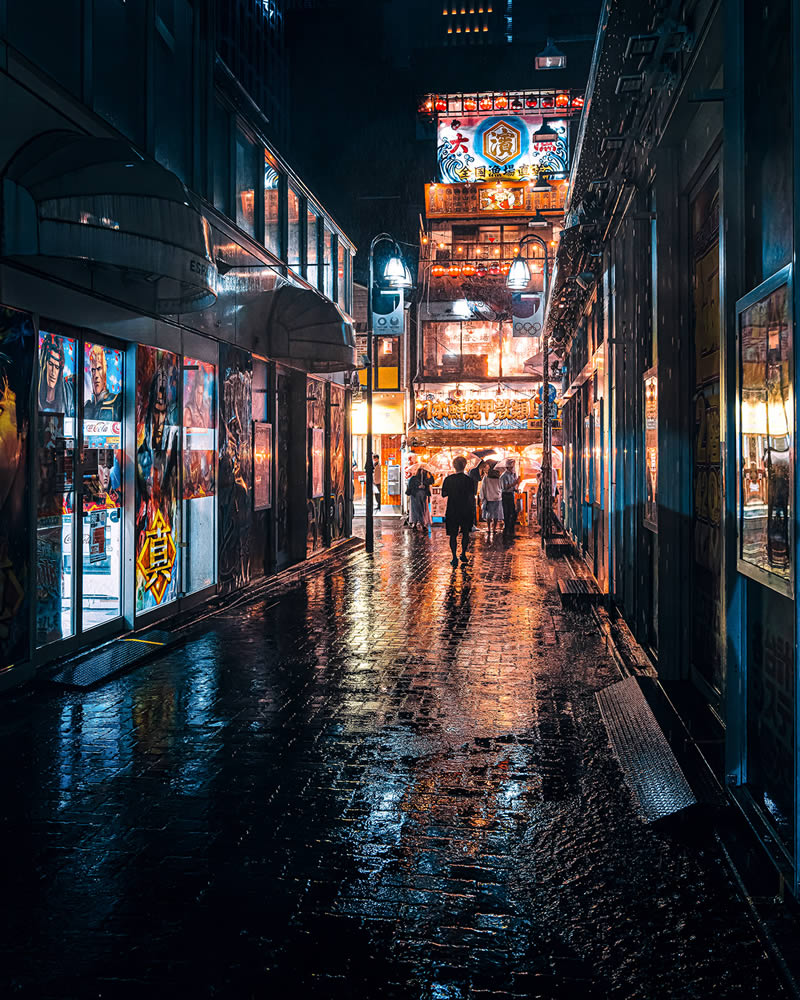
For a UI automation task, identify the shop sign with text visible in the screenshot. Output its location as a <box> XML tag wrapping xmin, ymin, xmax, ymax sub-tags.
<box><xmin>437</xmin><ymin>115</ymin><xmax>569</xmax><ymax>183</ymax></box>
<box><xmin>416</xmin><ymin>389</ymin><xmax>560</xmax><ymax>430</ymax></box>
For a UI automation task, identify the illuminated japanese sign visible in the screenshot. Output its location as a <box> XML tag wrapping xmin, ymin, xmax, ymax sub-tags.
<box><xmin>135</xmin><ymin>509</ymin><xmax>177</xmax><ymax>604</ymax></box>
<box><xmin>416</xmin><ymin>389</ymin><xmax>560</xmax><ymax>431</ymax></box>
<box><xmin>437</xmin><ymin>116</ymin><xmax>569</xmax><ymax>184</ymax></box>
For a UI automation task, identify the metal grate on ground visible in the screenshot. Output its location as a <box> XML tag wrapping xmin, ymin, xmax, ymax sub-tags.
<box><xmin>50</xmin><ymin>630</ymin><xmax>175</xmax><ymax>689</ymax></box>
<box><xmin>596</xmin><ymin>676</ymin><xmax>697</xmax><ymax>822</ymax></box>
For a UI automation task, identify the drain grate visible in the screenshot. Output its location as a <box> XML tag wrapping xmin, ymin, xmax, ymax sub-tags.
<box><xmin>51</xmin><ymin>630</ymin><xmax>174</xmax><ymax>689</ymax></box>
<box><xmin>558</xmin><ymin>577</ymin><xmax>602</xmax><ymax>606</ymax></box>
<box><xmin>596</xmin><ymin>676</ymin><xmax>697</xmax><ymax>822</ymax></box>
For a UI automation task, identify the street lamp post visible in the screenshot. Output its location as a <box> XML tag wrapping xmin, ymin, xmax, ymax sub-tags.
<box><xmin>506</xmin><ymin>233</ymin><xmax>552</xmax><ymax>546</ymax></box>
<box><xmin>365</xmin><ymin>233</ymin><xmax>412</xmax><ymax>555</ymax></box>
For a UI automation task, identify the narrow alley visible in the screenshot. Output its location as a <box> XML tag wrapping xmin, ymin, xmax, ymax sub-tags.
<box><xmin>1</xmin><ymin>523</ymin><xmax>781</xmax><ymax>998</ymax></box>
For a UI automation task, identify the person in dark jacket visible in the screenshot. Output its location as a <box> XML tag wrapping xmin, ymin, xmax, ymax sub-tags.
<box><xmin>441</xmin><ymin>455</ymin><xmax>477</xmax><ymax>566</ymax></box>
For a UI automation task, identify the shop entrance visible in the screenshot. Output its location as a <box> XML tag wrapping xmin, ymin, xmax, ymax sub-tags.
<box><xmin>35</xmin><ymin>329</ymin><xmax>126</xmax><ymax>646</ymax></box>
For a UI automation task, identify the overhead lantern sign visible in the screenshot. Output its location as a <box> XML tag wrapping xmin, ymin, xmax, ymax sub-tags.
<box><xmin>437</xmin><ymin>114</ymin><xmax>569</xmax><ymax>183</ymax></box>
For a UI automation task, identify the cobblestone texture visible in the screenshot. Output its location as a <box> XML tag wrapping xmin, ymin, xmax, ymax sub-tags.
<box><xmin>0</xmin><ymin>521</ymin><xmax>782</xmax><ymax>997</ymax></box>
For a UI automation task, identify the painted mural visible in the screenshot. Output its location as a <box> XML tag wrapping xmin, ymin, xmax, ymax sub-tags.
<box><xmin>218</xmin><ymin>343</ymin><xmax>252</xmax><ymax>594</ymax></box>
<box><xmin>135</xmin><ymin>347</ymin><xmax>180</xmax><ymax>612</ymax></box>
<box><xmin>0</xmin><ymin>307</ymin><xmax>35</xmax><ymax>667</ymax></box>
<box><xmin>437</xmin><ymin>115</ymin><xmax>569</xmax><ymax>183</ymax></box>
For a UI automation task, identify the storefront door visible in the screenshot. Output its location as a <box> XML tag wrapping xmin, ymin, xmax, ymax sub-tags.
<box><xmin>35</xmin><ymin>329</ymin><xmax>126</xmax><ymax>646</ymax></box>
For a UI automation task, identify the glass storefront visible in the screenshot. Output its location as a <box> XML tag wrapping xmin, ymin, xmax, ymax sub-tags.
<box><xmin>182</xmin><ymin>357</ymin><xmax>217</xmax><ymax>595</ymax></box>
<box><xmin>82</xmin><ymin>341</ymin><xmax>124</xmax><ymax>629</ymax></box>
<box><xmin>35</xmin><ymin>330</ymin><xmax>125</xmax><ymax>643</ymax></box>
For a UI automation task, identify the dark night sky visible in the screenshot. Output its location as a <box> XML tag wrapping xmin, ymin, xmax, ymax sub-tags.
<box><xmin>285</xmin><ymin>0</ymin><xmax>602</xmax><ymax>278</ymax></box>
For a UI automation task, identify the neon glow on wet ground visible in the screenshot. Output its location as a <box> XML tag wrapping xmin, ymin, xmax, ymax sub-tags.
<box><xmin>0</xmin><ymin>522</ymin><xmax>780</xmax><ymax>997</ymax></box>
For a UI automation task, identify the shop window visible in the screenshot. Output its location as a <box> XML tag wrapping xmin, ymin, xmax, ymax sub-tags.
<box><xmin>422</xmin><ymin>320</ymin><xmax>519</xmax><ymax>378</ymax></box>
<box><xmin>82</xmin><ymin>342</ymin><xmax>125</xmax><ymax>630</ymax></box>
<box><xmin>736</xmin><ymin>267</ymin><xmax>793</xmax><ymax>594</ymax></box>
<box><xmin>307</xmin><ymin>207</ymin><xmax>320</xmax><ymax>288</ymax></box>
<box><xmin>93</xmin><ymin>0</ymin><xmax>146</xmax><ymax>143</ymax></box>
<box><xmin>7</xmin><ymin>0</ymin><xmax>82</xmax><ymax>96</ymax></box>
<box><xmin>153</xmin><ymin>0</ymin><xmax>193</xmax><ymax>183</ymax></box>
<box><xmin>323</xmin><ymin>225</ymin><xmax>334</xmax><ymax>299</ymax></box>
<box><xmin>264</xmin><ymin>151</ymin><xmax>281</xmax><ymax>256</ymax></box>
<box><xmin>377</xmin><ymin>336</ymin><xmax>400</xmax><ymax>390</ymax></box>
<box><xmin>236</xmin><ymin>131</ymin><xmax>257</xmax><ymax>237</ymax></box>
<box><xmin>288</xmin><ymin>185</ymin><xmax>302</xmax><ymax>273</ymax></box>
<box><xmin>212</xmin><ymin>100</ymin><xmax>232</xmax><ymax>216</ymax></box>
<box><xmin>135</xmin><ymin>347</ymin><xmax>181</xmax><ymax>613</ymax></box>
<box><xmin>36</xmin><ymin>331</ymin><xmax>78</xmax><ymax>646</ymax></box>
<box><xmin>182</xmin><ymin>358</ymin><xmax>217</xmax><ymax>595</ymax></box>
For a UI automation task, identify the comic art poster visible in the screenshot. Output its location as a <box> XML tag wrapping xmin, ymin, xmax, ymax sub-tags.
<box><xmin>329</xmin><ymin>383</ymin><xmax>345</xmax><ymax>539</ymax></box>
<box><xmin>0</xmin><ymin>306</ymin><xmax>35</xmax><ymax>667</ymax></box>
<box><xmin>218</xmin><ymin>343</ymin><xmax>252</xmax><ymax>594</ymax></box>
<box><xmin>183</xmin><ymin>358</ymin><xmax>216</xmax><ymax>500</ymax></box>
<box><xmin>135</xmin><ymin>346</ymin><xmax>180</xmax><ymax>612</ymax></box>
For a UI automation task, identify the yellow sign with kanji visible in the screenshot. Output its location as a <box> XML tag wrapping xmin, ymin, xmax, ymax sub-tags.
<box><xmin>135</xmin><ymin>509</ymin><xmax>177</xmax><ymax>604</ymax></box>
<box><xmin>415</xmin><ymin>395</ymin><xmax>560</xmax><ymax>430</ymax></box>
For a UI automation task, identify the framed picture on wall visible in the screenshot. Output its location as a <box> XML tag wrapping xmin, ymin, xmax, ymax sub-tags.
<box><xmin>736</xmin><ymin>264</ymin><xmax>793</xmax><ymax>596</ymax></box>
<box><xmin>253</xmin><ymin>421</ymin><xmax>272</xmax><ymax>511</ymax></box>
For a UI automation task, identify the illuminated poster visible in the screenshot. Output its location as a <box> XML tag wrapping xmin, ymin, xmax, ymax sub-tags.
<box><xmin>0</xmin><ymin>306</ymin><xmax>35</xmax><ymax>666</ymax></box>
<box><xmin>135</xmin><ymin>347</ymin><xmax>180</xmax><ymax>611</ymax></box>
<box><xmin>329</xmin><ymin>383</ymin><xmax>346</xmax><ymax>539</ymax></box>
<box><xmin>644</xmin><ymin>372</ymin><xmax>658</xmax><ymax>530</ymax></box>
<box><xmin>218</xmin><ymin>344</ymin><xmax>252</xmax><ymax>594</ymax></box>
<box><xmin>311</xmin><ymin>427</ymin><xmax>324</xmax><ymax>499</ymax></box>
<box><xmin>437</xmin><ymin>115</ymin><xmax>569</xmax><ymax>183</ymax></box>
<box><xmin>253</xmin><ymin>422</ymin><xmax>272</xmax><ymax>511</ymax></box>
<box><xmin>737</xmin><ymin>267</ymin><xmax>792</xmax><ymax>595</ymax></box>
<box><xmin>183</xmin><ymin>359</ymin><xmax>216</xmax><ymax>500</ymax></box>
<box><xmin>36</xmin><ymin>330</ymin><xmax>76</xmax><ymax>645</ymax></box>
<box><xmin>84</xmin><ymin>342</ymin><xmax>122</xmax><ymax>447</ymax></box>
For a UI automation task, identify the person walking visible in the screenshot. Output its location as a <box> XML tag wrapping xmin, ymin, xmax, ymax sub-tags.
<box><xmin>479</xmin><ymin>465</ymin><xmax>503</xmax><ymax>536</ymax></box>
<box><xmin>500</xmin><ymin>460</ymin><xmax>519</xmax><ymax>536</ymax></box>
<box><xmin>406</xmin><ymin>468</ymin><xmax>431</xmax><ymax>529</ymax></box>
<box><xmin>367</xmin><ymin>453</ymin><xmax>381</xmax><ymax>511</ymax></box>
<box><xmin>441</xmin><ymin>456</ymin><xmax>477</xmax><ymax>567</ymax></box>
<box><xmin>468</xmin><ymin>460</ymin><xmax>486</xmax><ymax>530</ymax></box>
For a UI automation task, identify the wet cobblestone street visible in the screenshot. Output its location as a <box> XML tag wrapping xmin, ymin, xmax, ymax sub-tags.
<box><xmin>0</xmin><ymin>522</ymin><xmax>783</xmax><ymax>998</ymax></box>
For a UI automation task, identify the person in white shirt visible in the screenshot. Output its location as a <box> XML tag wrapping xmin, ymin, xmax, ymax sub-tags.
<box><xmin>479</xmin><ymin>467</ymin><xmax>503</xmax><ymax>535</ymax></box>
<box><xmin>500</xmin><ymin>461</ymin><xmax>519</xmax><ymax>536</ymax></box>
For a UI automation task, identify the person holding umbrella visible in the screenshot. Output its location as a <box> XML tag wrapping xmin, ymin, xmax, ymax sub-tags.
<box><xmin>441</xmin><ymin>455</ymin><xmax>477</xmax><ymax>567</ymax></box>
<box><xmin>406</xmin><ymin>464</ymin><xmax>432</xmax><ymax>529</ymax></box>
<box><xmin>500</xmin><ymin>459</ymin><xmax>520</xmax><ymax>536</ymax></box>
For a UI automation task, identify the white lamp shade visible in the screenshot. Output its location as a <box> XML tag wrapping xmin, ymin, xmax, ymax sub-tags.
<box><xmin>383</xmin><ymin>252</ymin><xmax>412</xmax><ymax>288</ymax></box>
<box><xmin>535</xmin><ymin>40</ymin><xmax>567</xmax><ymax>70</ymax></box>
<box><xmin>506</xmin><ymin>257</ymin><xmax>531</xmax><ymax>290</ymax></box>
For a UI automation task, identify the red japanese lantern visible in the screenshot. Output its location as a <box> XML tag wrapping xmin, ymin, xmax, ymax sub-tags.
<box><xmin>526</xmin><ymin>97</ymin><xmax>539</xmax><ymax>108</ymax></box>
<box><xmin>571</xmin><ymin>95</ymin><xmax>585</xmax><ymax>109</ymax></box>
<box><xmin>495</xmin><ymin>95</ymin><xmax>508</xmax><ymax>110</ymax></box>
<box><xmin>510</xmin><ymin>98</ymin><xmax>523</xmax><ymax>110</ymax></box>
<box><xmin>464</xmin><ymin>98</ymin><xmax>477</xmax><ymax>111</ymax></box>
<box><xmin>541</xmin><ymin>96</ymin><xmax>554</xmax><ymax>108</ymax></box>
<box><xmin>476</xmin><ymin>267</ymin><xmax>488</xmax><ymax>277</ymax></box>
<box><xmin>500</xmin><ymin>263</ymin><xmax>510</xmax><ymax>275</ymax></box>
<box><xmin>432</xmin><ymin>264</ymin><xmax>446</xmax><ymax>277</ymax></box>
<box><xmin>434</xmin><ymin>98</ymin><xmax>447</xmax><ymax>112</ymax></box>
<box><xmin>448</xmin><ymin>265</ymin><xmax>461</xmax><ymax>277</ymax></box>
<box><xmin>489</xmin><ymin>265</ymin><xmax>501</xmax><ymax>275</ymax></box>
<box><xmin>462</xmin><ymin>264</ymin><xmax>476</xmax><ymax>276</ymax></box>
<box><xmin>420</xmin><ymin>98</ymin><xmax>434</xmax><ymax>112</ymax></box>
<box><xmin>555</xmin><ymin>92</ymin><xmax>569</xmax><ymax>109</ymax></box>
<box><xmin>479</xmin><ymin>97</ymin><xmax>492</xmax><ymax>111</ymax></box>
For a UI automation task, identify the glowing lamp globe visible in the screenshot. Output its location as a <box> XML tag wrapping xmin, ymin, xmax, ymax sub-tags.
<box><xmin>506</xmin><ymin>257</ymin><xmax>531</xmax><ymax>290</ymax></box>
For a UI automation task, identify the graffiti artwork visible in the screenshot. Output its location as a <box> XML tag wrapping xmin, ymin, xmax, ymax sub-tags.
<box><xmin>0</xmin><ymin>306</ymin><xmax>35</xmax><ymax>667</ymax></box>
<box><xmin>135</xmin><ymin>347</ymin><xmax>180</xmax><ymax>612</ymax></box>
<box><xmin>330</xmin><ymin>383</ymin><xmax>345</xmax><ymax>539</ymax></box>
<box><xmin>218</xmin><ymin>344</ymin><xmax>252</xmax><ymax>593</ymax></box>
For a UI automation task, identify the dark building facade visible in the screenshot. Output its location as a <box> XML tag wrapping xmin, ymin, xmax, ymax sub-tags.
<box><xmin>0</xmin><ymin>0</ymin><xmax>357</xmax><ymax>690</ymax></box>
<box><xmin>548</xmin><ymin>0</ymin><xmax>800</xmax><ymax>896</ymax></box>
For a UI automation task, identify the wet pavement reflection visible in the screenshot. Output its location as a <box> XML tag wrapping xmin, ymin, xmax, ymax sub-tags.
<box><xmin>0</xmin><ymin>521</ymin><xmax>781</xmax><ymax>997</ymax></box>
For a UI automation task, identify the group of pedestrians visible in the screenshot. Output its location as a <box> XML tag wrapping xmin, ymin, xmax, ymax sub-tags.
<box><xmin>468</xmin><ymin>459</ymin><xmax>519</xmax><ymax>537</ymax></box>
<box><xmin>441</xmin><ymin>456</ymin><xmax>519</xmax><ymax>567</ymax></box>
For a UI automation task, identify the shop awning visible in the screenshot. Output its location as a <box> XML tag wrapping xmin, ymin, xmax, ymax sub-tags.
<box><xmin>259</xmin><ymin>284</ymin><xmax>357</xmax><ymax>373</ymax></box>
<box><xmin>1</xmin><ymin>130</ymin><xmax>217</xmax><ymax>313</ymax></box>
